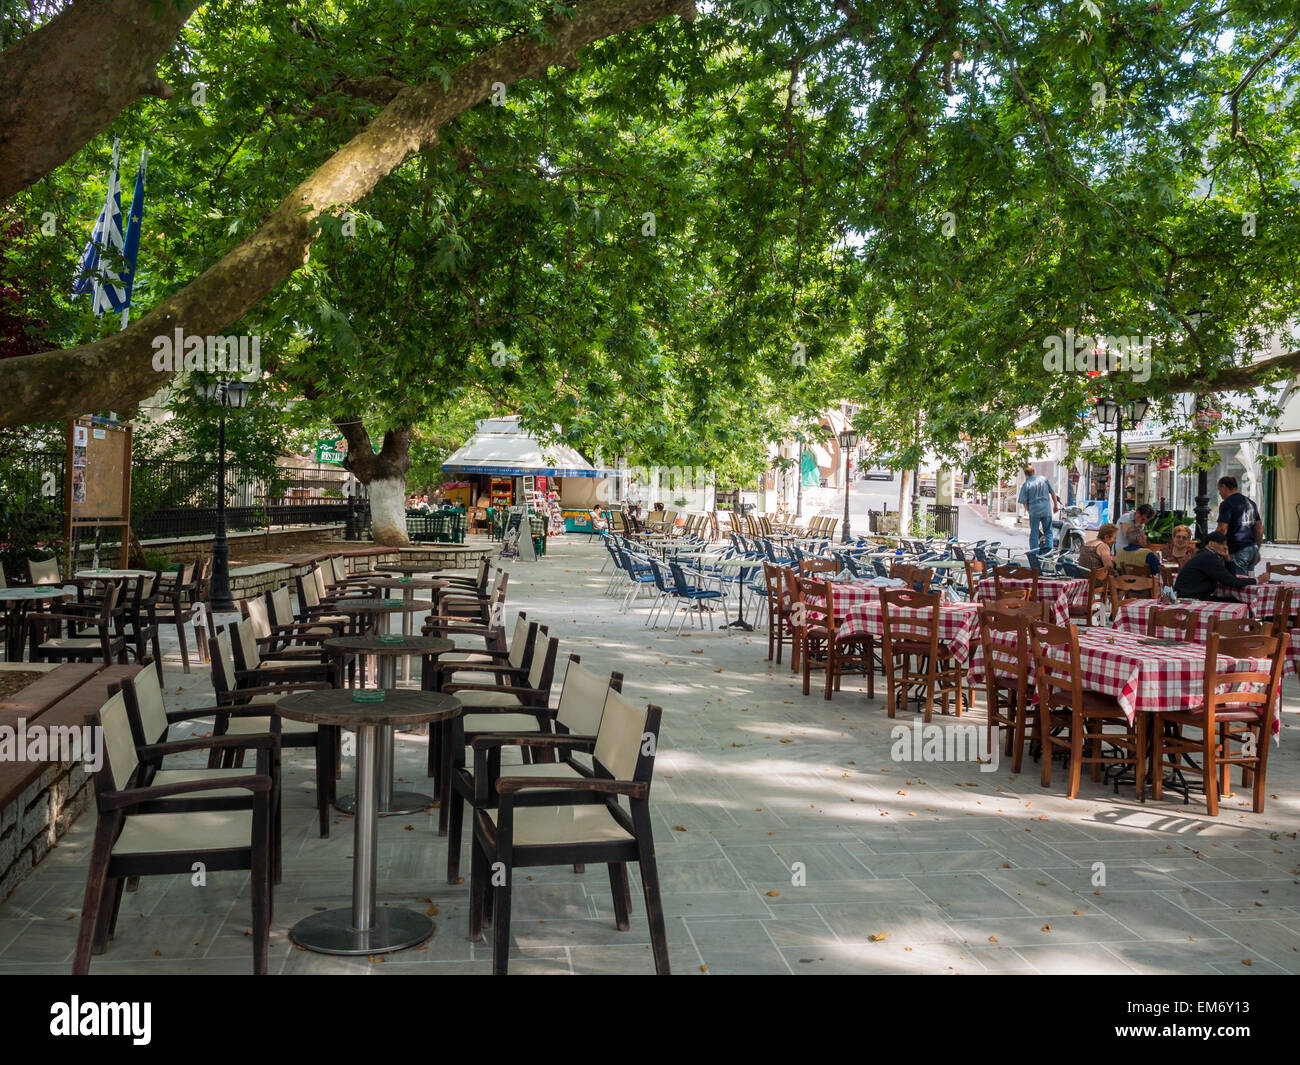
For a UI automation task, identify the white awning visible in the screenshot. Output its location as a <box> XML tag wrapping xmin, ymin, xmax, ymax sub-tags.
<box><xmin>441</xmin><ymin>416</ymin><xmax>612</xmax><ymax>478</ymax></box>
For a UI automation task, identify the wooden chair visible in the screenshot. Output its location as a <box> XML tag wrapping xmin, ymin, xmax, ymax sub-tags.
<box><xmin>978</xmin><ymin>606</ymin><xmax>1039</xmax><ymax>773</ymax></box>
<box><xmin>117</xmin><ymin>573</ymin><xmax>164</xmax><ymax>685</ymax></box>
<box><xmin>1028</xmin><ymin>621</ymin><xmax>1145</xmax><ymax>799</ymax></box>
<box><xmin>985</xmin><ymin>597</ymin><xmax>1047</xmax><ymax>620</ymax></box>
<box><xmin>156</xmin><ymin>562</ymin><xmax>201</xmax><ymax>673</ymax></box>
<box><xmin>1145</xmin><ymin>606</ymin><xmax>1198</xmax><ymax>642</ymax></box>
<box><xmin>450</xmin><ymin>655</ymin><xmax>622</xmax><ymax>883</ymax></box>
<box><xmin>209</xmin><ymin>628</ymin><xmax>337</xmax><ymax>838</ymax></box>
<box><xmin>73</xmin><ymin>689</ymin><xmax>273</xmax><ymax>975</ymax></box>
<box><xmin>783</xmin><ymin>567</ymin><xmax>802</xmax><ymax>672</ymax></box>
<box><xmin>795</xmin><ymin>576</ymin><xmax>873</xmax><ymax>701</ymax></box>
<box><xmin>441</xmin><ymin>632</ymin><xmax>560</xmax><ymax>882</ymax></box>
<box><xmin>1118</xmin><ymin>562</ymin><xmax>1151</xmax><ymax>578</ymax></box>
<box><xmin>761</xmin><ymin>562</ymin><xmax>794</xmax><ymax>664</ymax></box>
<box><xmin>28</xmin><ymin>556</ymin><xmax>61</xmax><ymax>585</ymax></box>
<box><xmin>1069</xmin><ymin>567</ymin><xmax>1111</xmax><ymax>627</ymax></box>
<box><xmin>879</xmin><ymin>588</ymin><xmax>963</xmax><ymax>722</ymax></box>
<box><xmin>119</xmin><ymin>665</ymin><xmax>282</xmax><ymax>880</ymax></box>
<box><xmin>1109</xmin><ymin>574</ymin><xmax>1157</xmax><ymax>614</ymax></box>
<box><xmin>1261</xmin><ymin>587</ymin><xmax>1294</xmax><ymax>635</ymax></box>
<box><xmin>1264</xmin><ymin>562</ymin><xmax>1300</xmax><ymax>582</ymax></box>
<box><xmin>798</xmin><ymin>558</ymin><xmax>838</xmax><ymax>576</ymax></box>
<box><xmin>468</xmin><ymin>690</ymin><xmax>669</xmax><ymax>975</ymax></box>
<box><xmin>1209</xmin><ymin>616</ymin><xmax>1269</xmax><ymax>638</ymax></box>
<box><xmin>992</xmin><ymin>564</ymin><xmax>1037</xmax><ymax>599</ymax></box>
<box><xmin>962</xmin><ymin>557</ymin><xmax>986</xmax><ymax>598</ymax></box>
<box><xmin>26</xmin><ymin>582</ymin><xmax>128</xmax><ymax>667</ymax></box>
<box><xmin>1155</xmin><ymin>629</ymin><xmax>1287</xmax><ymax>814</ymax></box>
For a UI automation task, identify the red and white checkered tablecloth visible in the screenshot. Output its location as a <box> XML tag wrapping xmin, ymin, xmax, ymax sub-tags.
<box><xmin>973</xmin><ymin>577</ymin><xmax>1088</xmax><ymax>625</ymax></box>
<box><xmin>973</xmin><ymin>628</ymin><xmax>1286</xmax><ymax>732</ymax></box>
<box><xmin>1113</xmin><ymin>598</ymin><xmax>1248</xmax><ymax>642</ymax></box>
<box><xmin>1220</xmin><ymin>583</ymin><xmax>1290</xmax><ymax>617</ymax></box>
<box><xmin>837</xmin><ymin>600</ymin><xmax>982</xmax><ymax>669</ymax></box>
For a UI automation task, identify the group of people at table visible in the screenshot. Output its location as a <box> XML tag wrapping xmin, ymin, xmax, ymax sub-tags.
<box><xmin>1069</xmin><ymin>475</ymin><xmax>1264</xmax><ymax>600</ymax></box>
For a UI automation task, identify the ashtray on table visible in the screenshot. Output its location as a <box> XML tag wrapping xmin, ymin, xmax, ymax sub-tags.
<box><xmin>352</xmin><ymin>690</ymin><xmax>387</xmax><ymax>702</ymax></box>
<box><xmin>378</xmin><ymin>634</ymin><xmax>403</xmax><ymax>643</ymax></box>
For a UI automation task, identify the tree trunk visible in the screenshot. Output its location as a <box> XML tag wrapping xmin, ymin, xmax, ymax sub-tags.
<box><xmin>368</xmin><ymin>476</ymin><xmax>408</xmax><ymax>546</ymax></box>
<box><xmin>897</xmin><ymin>469</ymin><xmax>913</xmax><ymax>537</ymax></box>
<box><xmin>336</xmin><ymin>420</ymin><xmax>410</xmax><ymax>546</ymax></box>
<box><xmin>0</xmin><ymin>0</ymin><xmax>696</xmax><ymax>427</ymax></box>
<box><xmin>0</xmin><ymin>0</ymin><xmax>196</xmax><ymax>202</ymax></box>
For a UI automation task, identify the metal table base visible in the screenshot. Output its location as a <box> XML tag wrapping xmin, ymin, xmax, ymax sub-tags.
<box><xmin>335</xmin><ymin>650</ymin><xmax>434</xmax><ymax>816</ymax></box>
<box><xmin>291</xmin><ymin>725</ymin><xmax>433</xmax><ymax>955</ymax></box>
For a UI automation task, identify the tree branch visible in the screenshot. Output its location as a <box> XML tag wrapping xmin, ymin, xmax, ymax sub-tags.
<box><xmin>0</xmin><ymin>0</ymin><xmax>697</xmax><ymax>426</ymax></box>
<box><xmin>1229</xmin><ymin>25</ymin><xmax>1299</xmax><ymax>140</ymax></box>
<box><xmin>1164</xmin><ymin>348</ymin><xmax>1300</xmax><ymax>393</ymax></box>
<box><xmin>0</xmin><ymin>0</ymin><xmax>199</xmax><ymax>201</ymax></box>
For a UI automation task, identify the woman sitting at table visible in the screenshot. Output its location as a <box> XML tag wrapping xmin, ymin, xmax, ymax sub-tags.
<box><xmin>1160</xmin><ymin>524</ymin><xmax>1196</xmax><ymax>566</ymax></box>
<box><xmin>1172</xmin><ymin>531</ymin><xmax>1256</xmax><ymax>601</ymax></box>
<box><xmin>1076</xmin><ymin>523</ymin><xmax>1119</xmax><ymax>574</ymax></box>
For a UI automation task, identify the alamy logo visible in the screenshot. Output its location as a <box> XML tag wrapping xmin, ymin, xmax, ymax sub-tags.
<box><xmin>151</xmin><ymin>329</ymin><xmax>260</xmax><ymax>376</ymax></box>
<box><xmin>0</xmin><ymin>718</ymin><xmax>102</xmax><ymax>772</ymax></box>
<box><xmin>50</xmin><ymin>997</ymin><xmax>151</xmax><ymax>1045</ymax></box>
<box><xmin>890</xmin><ymin>722</ymin><xmax>1000</xmax><ymax>773</ymax></box>
<box><xmin>1041</xmin><ymin>329</ymin><xmax>1151</xmax><ymax>383</ymax></box>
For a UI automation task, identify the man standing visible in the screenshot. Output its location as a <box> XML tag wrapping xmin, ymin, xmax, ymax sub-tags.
<box><xmin>1215</xmin><ymin>475</ymin><xmax>1263</xmax><ymax>576</ymax></box>
<box><xmin>1173</xmin><ymin>531</ymin><xmax>1257</xmax><ymax>600</ymax></box>
<box><xmin>1017</xmin><ymin>465</ymin><xmax>1059</xmax><ymax>555</ymax></box>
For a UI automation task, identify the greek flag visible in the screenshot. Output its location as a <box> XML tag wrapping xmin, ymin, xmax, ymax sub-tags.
<box><xmin>72</xmin><ymin>138</ymin><xmax>144</xmax><ymax>318</ymax></box>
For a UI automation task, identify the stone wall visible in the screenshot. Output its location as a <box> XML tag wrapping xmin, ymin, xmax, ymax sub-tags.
<box><xmin>0</xmin><ymin>760</ymin><xmax>92</xmax><ymax>904</ymax></box>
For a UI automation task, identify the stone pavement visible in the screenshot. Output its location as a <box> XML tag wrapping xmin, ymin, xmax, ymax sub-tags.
<box><xmin>1</xmin><ymin>536</ymin><xmax>1298</xmax><ymax>975</ymax></box>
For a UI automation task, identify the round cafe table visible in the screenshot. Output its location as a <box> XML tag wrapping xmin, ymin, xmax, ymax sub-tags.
<box><xmin>324</xmin><ymin>634</ymin><xmax>453</xmax><ymax>815</ymax></box>
<box><xmin>363</xmin><ymin>577</ymin><xmax>455</xmax><ymax>680</ymax></box>
<box><xmin>328</xmin><ymin>597</ymin><xmax>434</xmax><ymax>635</ymax></box>
<box><xmin>373</xmin><ymin>562</ymin><xmax>444</xmax><ymax>575</ymax></box>
<box><xmin>277</xmin><ymin>688</ymin><xmax>460</xmax><ymax>956</ymax></box>
<box><xmin>0</xmin><ymin>586</ymin><xmax>73</xmax><ymax>659</ymax></box>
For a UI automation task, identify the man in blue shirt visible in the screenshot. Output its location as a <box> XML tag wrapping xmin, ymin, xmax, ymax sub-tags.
<box><xmin>1017</xmin><ymin>465</ymin><xmax>1059</xmax><ymax>554</ymax></box>
<box><xmin>1215</xmin><ymin>476</ymin><xmax>1263</xmax><ymax>575</ymax></box>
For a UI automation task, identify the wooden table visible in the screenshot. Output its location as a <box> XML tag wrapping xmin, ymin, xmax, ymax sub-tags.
<box><xmin>362</xmin><ymin>577</ymin><xmax>453</xmax><ymax>679</ymax></box>
<box><xmin>323</xmin><ymin>635</ymin><xmax>453</xmax><ymax>816</ymax></box>
<box><xmin>277</xmin><ymin>688</ymin><xmax>460</xmax><ymax>956</ymax></box>
<box><xmin>327</xmin><ymin>597</ymin><xmax>435</xmax><ymax>637</ymax></box>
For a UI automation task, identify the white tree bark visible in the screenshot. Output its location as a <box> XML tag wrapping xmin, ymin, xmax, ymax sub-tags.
<box><xmin>897</xmin><ymin>469</ymin><xmax>913</xmax><ymax>536</ymax></box>
<box><xmin>369</xmin><ymin>476</ymin><xmax>409</xmax><ymax>547</ymax></box>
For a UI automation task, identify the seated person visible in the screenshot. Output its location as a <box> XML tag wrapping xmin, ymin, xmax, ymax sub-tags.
<box><xmin>1172</xmin><ymin>531</ymin><xmax>1257</xmax><ymax>601</ymax></box>
<box><xmin>1076</xmin><ymin>523</ymin><xmax>1119</xmax><ymax>574</ymax></box>
<box><xmin>1160</xmin><ymin>524</ymin><xmax>1196</xmax><ymax>565</ymax></box>
<box><xmin>1116</xmin><ymin>503</ymin><xmax>1161</xmax><ymax>576</ymax></box>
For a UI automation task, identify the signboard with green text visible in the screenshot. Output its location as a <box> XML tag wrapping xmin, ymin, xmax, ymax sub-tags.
<box><xmin>316</xmin><ymin>436</ymin><xmax>347</xmax><ymax>465</ymax></box>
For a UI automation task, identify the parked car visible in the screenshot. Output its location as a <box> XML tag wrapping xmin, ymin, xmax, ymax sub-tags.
<box><xmin>860</xmin><ymin>466</ymin><xmax>893</xmax><ymax>481</ymax></box>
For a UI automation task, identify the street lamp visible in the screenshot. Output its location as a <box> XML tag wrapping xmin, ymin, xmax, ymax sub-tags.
<box><xmin>1094</xmin><ymin>396</ymin><xmax>1149</xmax><ymax>522</ymax></box>
<box><xmin>838</xmin><ymin>425</ymin><xmax>859</xmax><ymax>543</ymax></box>
<box><xmin>196</xmin><ymin>379</ymin><xmax>251</xmax><ymax>613</ymax></box>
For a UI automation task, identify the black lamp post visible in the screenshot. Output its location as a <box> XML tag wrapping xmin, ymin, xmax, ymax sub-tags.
<box><xmin>1094</xmin><ymin>396</ymin><xmax>1149</xmax><ymax>522</ymax></box>
<box><xmin>198</xmin><ymin>379</ymin><xmax>250</xmax><ymax>613</ymax></box>
<box><xmin>838</xmin><ymin>425</ymin><xmax>859</xmax><ymax>543</ymax></box>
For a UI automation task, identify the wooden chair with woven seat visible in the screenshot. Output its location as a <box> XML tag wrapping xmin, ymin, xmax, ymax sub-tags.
<box><xmin>25</xmin><ymin>581</ymin><xmax>129</xmax><ymax>668</ymax></box>
<box><xmin>1109</xmin><ymin>573</ymin><xmax>1158</xmax><ymax>615</ymax></box>
<box><xmin>879</xmin><ymin>587</ymin><xmax>963</xmax><ymax>722</ymax></box>
<box><xmin>1070</xmin><ymin>567</ymin><xmax>1112</xmax><ymax>627</ymax></box>
<box><xmin>978</xmin><ymin>605</ymin><xmax>1040</xmax><ymax>773</ymax></box>
<box><xmin>1028</xmin><ymin>620</ymin><xmax>1145</xmax><ymax>799</ymax></box>
<box><xmin>73</xmin><ymin>688</ymin><xmax>274</xmax><ymax>975</ymax></box>
<box><xmin>992</xmin><ymin>564</ymin><xmax>1037</xmax><ymax>599</ymax></box>
<box><xmin>469</xmin><ymin>689</ymin><xmax>669</xmax><ymax>975</ymax></box>
<box><xmin>1154</xmin><ymin>628</ymin><xmax>1287</xmax><ymax>815</ymax></box>
<box><xmin>1145</xmin><ymin>606</ymin><xmax>1198</xmax><ymax>642</ymax></box>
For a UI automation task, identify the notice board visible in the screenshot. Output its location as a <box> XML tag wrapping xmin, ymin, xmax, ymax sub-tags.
<box><xmin>64</xmin><ymin>417</ymin><xmax>133</xmax><ymax>567</ymax></box>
